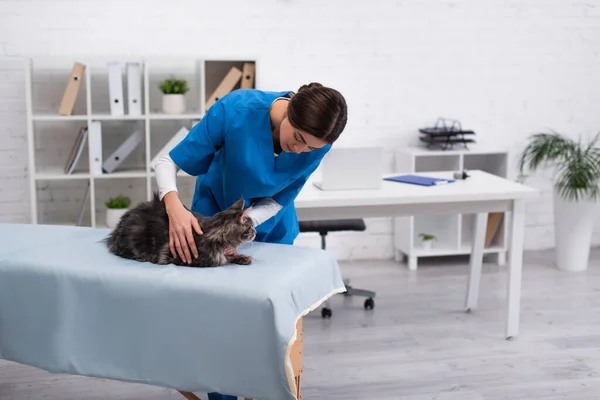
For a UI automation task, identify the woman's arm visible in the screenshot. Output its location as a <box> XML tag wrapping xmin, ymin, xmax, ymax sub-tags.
<box><xmin>153</xmin><ymin>153</ymin><xmax>202</xmax><ymax>263</ymax></box>
<box><xmin>154</xmin><ymin>95</ymin><xmax>233</xmax><ymax>264</ymax></box>
<box><xmin>245</xmin><ymin>198</ymin><xmax>282</xmax><ymax>226</ymax></box>
<box><xmin>153</xmin><ymin>154</ymin><xmax>179</xmax><ymax>202</ymax></box>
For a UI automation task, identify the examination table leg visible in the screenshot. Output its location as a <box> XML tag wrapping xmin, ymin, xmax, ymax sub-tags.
<box><xmin>178</xmin><ymin>318</ymin><xmax>304</xmax><ymax>400</ymax></box>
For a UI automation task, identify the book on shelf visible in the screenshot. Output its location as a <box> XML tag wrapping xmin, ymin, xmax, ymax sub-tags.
<box><xmin>64</xmin><ymin>126</ymin><xmax>88</xmax><ymax>174</ymax></box>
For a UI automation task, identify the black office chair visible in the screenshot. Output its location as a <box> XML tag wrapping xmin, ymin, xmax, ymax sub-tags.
<box><xmin>298</xmin><ymin>219</ymin><xmax>375</xmax><ymax>318</ymax></box>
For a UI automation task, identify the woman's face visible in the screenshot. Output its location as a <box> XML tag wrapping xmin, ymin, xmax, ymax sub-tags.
<box><xmin>278</xmin><ymin>117</ymin><xmax>328</xmax><ymax>154</ymax></box>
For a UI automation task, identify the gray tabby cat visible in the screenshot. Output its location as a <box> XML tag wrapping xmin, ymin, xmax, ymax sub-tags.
<box><xmin>105</xmin><ymin>193</ymin><xmax>256</xmax><ymax>267</ymax></box>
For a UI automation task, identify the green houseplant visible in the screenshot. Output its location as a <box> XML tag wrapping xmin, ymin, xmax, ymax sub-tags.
<box><xmin>105</xmin><ymin>195</ymin><xmax>131</xmax><ymax>229</ymax></box>
<box><xmin>159</xmin><ymin>77</ymin><xmax>189</xmax><ymax>115</ymax></box>
<box><xmin>419</xmin><ymin>233</ymin><xmax>436</xmax><ymax>250</ymax></box>
<box><xmin>519</xmin><ymin>131</ymin><xmax>600</xmax><ymax>271</ymax></box>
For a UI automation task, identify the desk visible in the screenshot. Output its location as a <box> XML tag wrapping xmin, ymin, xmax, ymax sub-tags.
<box><xmin>294</xmin><ymin>170</ymin><xmax>539</xmax><ymax>339</ymax></box>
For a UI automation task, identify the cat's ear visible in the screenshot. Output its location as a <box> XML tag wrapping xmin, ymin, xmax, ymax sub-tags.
<box><xmin>230</xmin><ymin>196</ymin><xmax>245</xmax><ymax>211</ymax></box>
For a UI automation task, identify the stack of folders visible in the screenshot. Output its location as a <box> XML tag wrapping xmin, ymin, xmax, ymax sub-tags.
<box><xmin>107</xmin><ymin>61</ymin><xmax>142</xmax><ymax>116</ymax></box>
<box><xmin>57</xmin><ymin>61</ymin><xmax>142</xmax><ymax>117</ymax></box>
<box><xmin>384</xmin><ymin>174</ymin><xmax>455</xmax><ymax>186</ymax></box>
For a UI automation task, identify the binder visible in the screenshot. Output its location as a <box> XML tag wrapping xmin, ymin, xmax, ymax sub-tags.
<box><xmin>58</xmin><ymin>62</ymin><xmax>86</xmax><ymax>115</ymax></box>
<box><xmin>240</xmin><ymin>62</ymin><xmax>255</xmax><ymax>89</ymax></box>
<box><xmin>107</xmin><ymin>61</ymin><xmax>124</xmax><ymax>116</ymax></box>
<box><xmin>205</xmin><ymin>66</ymin><xmax>242</xmax><ymax>110</ymax></box>
<box><xmin>64</xmin><ymin>126</ymin><xmax>88</xmax><ymax>174</ymax></box>
<box><xmin>102</xmin><ymin>129</ymin><xmax>143</xmax><ymax>173</ymax></box>
<box><xmin>126</xmin><ymin>62</ymin><xmax>142</xmax><ymax>116</ymax></box>
<box><xmin>384</xmin><ymin>174</ymin><xmax>454</xmax><ymax>186</ymax></box>
<box><xmin>485</xmin><ymin>213</ymin><xmax>504</xmax><ymax>247</ymax></box>
<box><xmin>150</xmin><ymin>126</ymin><xmax>189</xmax><ymax>169</ymax></box>
<box><xmin>88</xmin><ymin>121</ymin><xmax>103</xmax><ymax>176</ymax></box>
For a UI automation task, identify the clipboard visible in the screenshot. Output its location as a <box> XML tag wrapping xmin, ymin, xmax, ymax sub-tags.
<box><xmin>384</xmin><ymin>174</ymin><xmax>455</xmax><ymax>186</ymax></box>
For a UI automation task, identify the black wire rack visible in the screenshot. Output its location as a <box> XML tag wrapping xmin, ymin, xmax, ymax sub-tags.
<box><xmin>418</xmin><ymin>118</ymin><xmax>476</xmax><ymax>150</ymax></box>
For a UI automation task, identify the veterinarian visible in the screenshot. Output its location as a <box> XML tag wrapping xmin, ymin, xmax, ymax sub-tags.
<box><xmin>153</xmin><ymin>82</ymin><xmax>347</xmax><ymax>400</ymax></box>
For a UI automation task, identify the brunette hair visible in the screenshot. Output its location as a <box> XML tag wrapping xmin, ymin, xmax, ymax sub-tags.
<box><xmin>287</xmin><ymin>82</ymin><xmax>348</xmax><ymax>144</ymax></box>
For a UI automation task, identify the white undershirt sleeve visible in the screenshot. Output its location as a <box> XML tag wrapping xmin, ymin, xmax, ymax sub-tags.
<box><xmin>153</xmin><ymin>154</ymin><xmax>179</xmax><ymax>201</ymax></box>
<box><xmin>154</xmin><ymin>154</ymin><xmax>282</xmax><ymax>225</ymax></box>
<box><xmin>245</xmin><ymin>198</ymin><xmax>283</xmax><ymax>226</ymax></box>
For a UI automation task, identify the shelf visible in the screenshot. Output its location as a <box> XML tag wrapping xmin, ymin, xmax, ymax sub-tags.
<box><xmin>34</xmin><ymin>179</ymin><xmax>92</xmax><ymax>227</ymax></box>
<box><xmin>148</xmin><ymin>170</ymin><xmax>193</xmax><ymax>177</ymax></box>
<box><xmin>149</xmin><ymin>113</ymin><xmax>203</xmax><ymax>120</ymax></box>
<box><xmin>36</xmin><ymin>169</ymin><xmax>90</xmax><ymax>180</ymax></box>
<box><xmin>393</xmin><ymin>147</ymin><xmax>510</xmax><ymax>269</ymax></box>
<box><xmin>414</xmin><ymin>214</ymin><xmax>459</xmax><ymax>250</ymax></box>
<box><xmin>91</xmin><ymin>114</ymin><xmax>145</xmax><ymax>121</ymax></box>
<box><xmin>93</xmin><ymin>170</ymin><xmax>148</xmax><ymax>179</ymax></box>
<box><xmin>412</xmin><ymin>244</ymin><xmax>505</xmax><ymax>257</ymax></box>
<box><xmin>415</xmin><ymin>154</ymin><xmax>461</xmax><ymax>173</ymax></box>
<box><xmin>94</xmin><ymin>178</ymin><xmax>148</xmax><ymax>229</ymax></box>
<box><xmin>26</xmin><ymin>56</ymin><xmax>256</xmax><ymax>227</ymax></box>
<box><xmin>461</xmin><ymin>212</ymin><xmax>506</xmax><ymax>249</ymax></box>
<box><xmin>463</xmin><ymin>153</ymin><xmax>508</xmax><ymax>177</ymax></box>
<box><xmin>400</xmin><ymin>145</ymin><xmax>510</xmax><ymax>157</ymax></box>
<box><xmin>33</xmin><ymin>114</ymin><xmax>88</xmax><ymax>121</ymax></box>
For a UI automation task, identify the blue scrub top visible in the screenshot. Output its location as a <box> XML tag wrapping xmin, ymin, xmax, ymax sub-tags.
<box><xmin>169</xmin><ymin>89</ymin><xmax>330</xmax><ymax>245</ymax></box>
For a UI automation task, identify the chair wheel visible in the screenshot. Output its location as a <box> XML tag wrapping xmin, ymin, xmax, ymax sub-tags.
<box><xmin>321</xmin><ymin>307</ymin><xmax>332</xmax><ymax>318</ymax></box>
<box><xmin>364</xmin><ymin>298</ymin><xmax>375</xmax><ymax>310</ymax></box>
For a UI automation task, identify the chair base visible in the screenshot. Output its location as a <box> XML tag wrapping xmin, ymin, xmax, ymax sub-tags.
<box><xmin>297</xmin><ymin>219</ymin><xmax>376</xmax><ymax>319</ymax></box>
<box><xmin>320</xmin><ymin>278</ymin><xmax>376</xmax><ymax>318</ymax></box>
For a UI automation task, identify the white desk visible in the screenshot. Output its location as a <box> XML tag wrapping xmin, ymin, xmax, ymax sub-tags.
<box><xmin>294</xmin><ymin>170</ymin><xmax>539</xmax><ymax>339</ymax></box>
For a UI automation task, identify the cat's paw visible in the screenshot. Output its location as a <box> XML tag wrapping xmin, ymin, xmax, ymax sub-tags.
<box><xmin>229</xmin><ymin>254</ymin><xmax>253</xmax><ymax>265</ymax></box>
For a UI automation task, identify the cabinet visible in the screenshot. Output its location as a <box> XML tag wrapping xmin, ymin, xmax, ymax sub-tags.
<box><xmin>23</xmin><ymin>57</ymin><xmax>256</xmax><ymax>228</ymax></box>
<box><xmin>393</xmin><ymin>147</ymin><xmax>510</xmax><ymax>270</ymax></box>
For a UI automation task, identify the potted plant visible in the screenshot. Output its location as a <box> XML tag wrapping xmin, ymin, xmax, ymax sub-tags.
<box><xmin>519</xmin><ymin>131</ymin><xmax>600</xmax><ymax>272</ymax></box>
<box><xmin>419</xmin><ymin>233</ymin><xmax>436</xmax><ymax>250</ymax></box>
<box><xmin>159</xmin><ymin>76</ymin><xmax>189</xmax><ymax>114</ymax></box>
<box><xmin>105</xmin><ymin>195</ymin><xmax>131</xmax><ymax>229</ymax></box>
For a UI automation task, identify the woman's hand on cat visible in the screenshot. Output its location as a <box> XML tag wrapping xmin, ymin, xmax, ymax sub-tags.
<box><xmin>165</xmin><ymin>196</ymin><xmax>202</xmax><ymax>264</ymax></box>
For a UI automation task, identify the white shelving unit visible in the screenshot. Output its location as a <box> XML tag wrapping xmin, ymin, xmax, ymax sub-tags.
<box><xmin>24</xmin><ymin>56</ymin><xmax>257</xmax><ymax>228</ymax></box>
<box><xmin>393</xmin><ymin>146</ymin><xmax>512</xmax><ymax>270</ymax></box>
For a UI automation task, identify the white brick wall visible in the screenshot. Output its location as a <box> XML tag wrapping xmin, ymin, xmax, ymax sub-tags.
<box><xmin>1</xmin><ymin>0</ymin><xmax>600</xmax><ymax>259</ymax></box>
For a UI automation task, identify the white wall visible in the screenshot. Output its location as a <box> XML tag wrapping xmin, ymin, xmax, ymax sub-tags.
<box><xmin>1</xmin><ymin>0</ymin><xmax>600</xmax><ymax>260</ymax></box>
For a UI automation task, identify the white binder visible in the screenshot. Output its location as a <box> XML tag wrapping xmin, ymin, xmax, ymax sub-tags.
<box><xmin>102</xmin><ymin>129</ymin><xmax>143</xmax><ymax>173</ymax></box>
<box><xmin>150</xmin><ymin>126</ymin><xmax>189</xmax><ymax>169</ymax></box>
<box><xmin>126</xmin><ymin>62</ymin><xmax>142</xmax><ymax>116</ymax></box>
<box><xmin>107</xmin><ymin>62</ymin><xmax>124</xmax><ymax>116</ymax></box>
<box><xmin>88</xmin><ymin>121</ymin><xmax>103</xmax><ymax>176</ymax></box>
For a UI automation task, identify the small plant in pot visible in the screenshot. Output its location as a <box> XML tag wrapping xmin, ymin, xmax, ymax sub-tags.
<box><xmin>419</xmin><ymin>233</ymin><xmax>436</xmax><ymax>250</ymax></box>
<box><xmin>159</xmin><ymin>76</ymin><xmax>189</xmax><ymax>115</ymax></box>
<box><xmin>519</xmin><ymin>131</ymin><xmax>600</xmax><ymax>272</ymax></box>
<box><xmin>105</xmin><ymin>195</ymin><xmax>131</xmax><ymax>229</ymax></box>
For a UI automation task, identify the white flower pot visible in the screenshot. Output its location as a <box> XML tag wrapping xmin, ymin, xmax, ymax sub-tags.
<box><xmin>553</xmin><ymin>188</ymin><xmax>599</xmax><ymax>272</ymax></box>
<box><xmin>162</xmin><ymin>94</ymin><xmax>186</xmax><ymax>114</ymax></box>
<box><xmin>106</xmin><ymin>208</ymin><xmax>129</xmax><ymax>229</ymax></box>
<box><xmin>421</xmin><ymin>240</ymin><xmax>433</xmax><ymax>250</ymax></box>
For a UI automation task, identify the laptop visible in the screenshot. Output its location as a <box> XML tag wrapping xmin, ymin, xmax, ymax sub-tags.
<box><xmin>313</xmin><ymin>147</ymin><xmax>384</xmax><ymax>190</ymax></box>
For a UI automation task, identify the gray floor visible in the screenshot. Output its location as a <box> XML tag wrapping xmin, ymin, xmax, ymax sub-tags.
<box><xmin>2</xmin><ymin>249</ymin><xmax>600</xmax><ymax>399</ymax></box>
